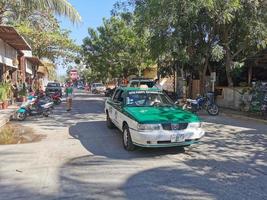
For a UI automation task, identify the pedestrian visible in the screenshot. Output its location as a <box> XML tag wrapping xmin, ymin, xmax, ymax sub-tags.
<box><xmin>65</xmin><ymin>82</ymin><xmax>74</xmax><ymax>111</ymax></box>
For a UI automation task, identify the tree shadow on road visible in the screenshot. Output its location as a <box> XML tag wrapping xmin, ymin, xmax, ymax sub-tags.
<box><xmin>69</xmin><ymin>121</ymin><xmax>185</xmax><ymax>160</ymax></box>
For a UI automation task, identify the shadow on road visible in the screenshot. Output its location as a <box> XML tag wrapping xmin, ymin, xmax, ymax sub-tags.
<box><xmin>69</xmin><ymin>121</ymin><xmax>185</xmax><ymax>160</ymax></box>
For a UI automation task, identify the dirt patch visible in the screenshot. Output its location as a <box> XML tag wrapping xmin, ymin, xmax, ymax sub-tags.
<box><xmin>0</xmin><ymin>123</ymin><xmax>46</xmax><ymax>145</ymax></box>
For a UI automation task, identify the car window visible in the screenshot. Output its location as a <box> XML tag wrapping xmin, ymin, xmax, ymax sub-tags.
<box><xmin>130</xmin><ymin>81</ymin><xmax>155</xmax><ymax>88</ymax></box>
<box><xmin>126</xmin><ymin>91</ymin><xmax>173</xmax><ymax>107</ymax></box>
<box><xmin>113</xmin><ymin>89</ymin><xmax>124</xmax><ymax>103</ymax></box>
<box><xmin>96</xmin><ymin>83</ymin><xmax>104</xmax><ymax>87</ymax></box>
<box><xmin>47</xmin><ymin>83</ymin><xmax>60</xmax><ymax>87</ymax></box>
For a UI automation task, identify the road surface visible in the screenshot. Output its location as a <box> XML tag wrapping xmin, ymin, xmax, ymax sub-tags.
<box><xmin>0</xmin><ymin>90</ymin><xmax>266</xmax><ymax>200</ymax></box>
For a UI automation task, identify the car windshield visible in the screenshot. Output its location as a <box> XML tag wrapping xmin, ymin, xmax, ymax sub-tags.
<box><xmin>95</xmin><ymin>83</ymin><xmax>104</xmax><ymax>87</ymax></box>
<box><xmin>125</xmin><ymin>91</ymin><xmax>173</xmax><ymax>107</ymax></box>
<box><xmin>130</xmin><ymin>81</ymin><xmax>155</xmax><ymax>88</ymax></box>
<box><xmin>47</xmin><ymin>83</ymin><xmax>60</xmax><ymax>87</ymax></box>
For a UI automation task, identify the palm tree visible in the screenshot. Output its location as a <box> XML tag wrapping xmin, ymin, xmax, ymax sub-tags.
<box><xmin>0</xmin><ymin>0</ymin><xmax>81</xmax><ymax>24</ymax></box>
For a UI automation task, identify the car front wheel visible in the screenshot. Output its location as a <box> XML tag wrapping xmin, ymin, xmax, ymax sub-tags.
<box><xmin>123</xmin><ymin>124</ymin><xmax>135</xmax><ymax>151</ymax></box>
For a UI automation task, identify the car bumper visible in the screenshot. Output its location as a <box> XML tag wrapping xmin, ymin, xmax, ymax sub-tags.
<box><xmin>130</xmin><ymin>128</ymin><xmax>205</xmax><ymax>148</ymax></box>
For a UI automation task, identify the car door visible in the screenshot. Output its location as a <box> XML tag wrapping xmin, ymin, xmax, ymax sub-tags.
<box><xmin>110</xmin><ymin>89</ymin><xmax>123</xmax><ymax>126</ymax></box>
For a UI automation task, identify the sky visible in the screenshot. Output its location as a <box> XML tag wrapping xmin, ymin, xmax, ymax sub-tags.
<box><xmin>57</xmin><ymin>0</ymin><xmax>118</xmax><ymax>76</ymax></box>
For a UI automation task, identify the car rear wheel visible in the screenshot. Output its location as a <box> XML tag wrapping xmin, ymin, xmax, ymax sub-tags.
<box><xmin>123</xmin><ymin>124</ymin><xmax>135</xmax><ymax>151</ymax></box>
<box><xmin>106</xmin><ymin>112</ymin><xmax>115</xmax><ymax>129</ymax></box>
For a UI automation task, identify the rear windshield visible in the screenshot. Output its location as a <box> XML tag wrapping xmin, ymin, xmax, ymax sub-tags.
<box><xmin>95</xmin><ymin>83</ymin><xmax>104</xmax><ymax>87</ymax></box>
<box><xmin>130</xmin><ymin>81</ymin><xmax>155</xmax><ymax>88</ymax></box>
<box><xmin>47</xmin><ymin>83</ymin><xmax>60</xmax><ymax>87</ymax></box>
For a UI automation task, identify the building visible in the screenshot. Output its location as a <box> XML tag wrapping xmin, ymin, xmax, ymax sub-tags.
<box><xmin>0</xmin><ymin>26</ymin><xmax>31</xmax><ymax>83</ymax></box>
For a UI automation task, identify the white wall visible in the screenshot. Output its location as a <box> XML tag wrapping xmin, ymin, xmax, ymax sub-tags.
<box><xmin>0</xmin><ymin>38</ymin><xmax>18</xmax><ymax>68</ymax></box>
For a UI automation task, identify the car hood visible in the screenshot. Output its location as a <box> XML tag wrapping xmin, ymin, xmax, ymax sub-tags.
<box><xmin>123</xmin><ymin>106</ymin><xmax>200</xmax><ymax>124</ymax></box>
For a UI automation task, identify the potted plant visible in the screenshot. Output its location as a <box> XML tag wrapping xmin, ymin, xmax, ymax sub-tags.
<box><xmin>18</xmin><ymin>83</ymin><xmax>27</xmax><ymax>102</ymax></box>
<box><xmin>0</xmin><ymin>83</ymin><xmax>9</xmax><ymax>109</ymax></box>
<box><xmin>0</xmin><ymin>86</ymin><xmax>4</xmax><ymax>109</ymax></box>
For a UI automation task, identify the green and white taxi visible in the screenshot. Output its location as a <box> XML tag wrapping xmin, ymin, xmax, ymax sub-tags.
<box><xmin>105</xmin><ymin>87</ymin><xmax>205</xmax><ymax>151</ymax></box>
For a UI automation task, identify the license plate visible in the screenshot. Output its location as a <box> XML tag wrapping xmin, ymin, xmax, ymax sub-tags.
<box><xmin>170</xmin><ymin>134</ymin><xmax>185</xmax><ymax>143</ymax></box>
<box><xmin>176</xmin><ymin>134</ymin><xmax>185</xmax><ymax>142</ymax></box>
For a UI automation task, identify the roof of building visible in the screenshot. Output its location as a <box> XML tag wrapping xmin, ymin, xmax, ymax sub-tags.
<box><xmin>0</xmin><ymin>26</ymin><xmax>31</xmax><ymax>50</ymax></box>
<box><xmin>25</xmin><ymin>56</ymin><xmax>44</xmax><ymax>66</ymax></box>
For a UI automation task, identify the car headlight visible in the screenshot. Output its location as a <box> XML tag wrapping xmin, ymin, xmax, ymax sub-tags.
<box><xmin>137</xmin><ymin>124</ymin><xmax>161</xmax><ymax>131</ymax></box>
<box><xmin>188</xmin><ymin>122</ymin><xmax>202</xmax><ymax>128</ymax></box>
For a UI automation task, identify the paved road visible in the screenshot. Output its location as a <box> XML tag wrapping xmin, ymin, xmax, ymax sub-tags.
<box><xmin>0</xmin><ymin>90</ymin><xmax>266</xmax><ymax>200</ymax></box>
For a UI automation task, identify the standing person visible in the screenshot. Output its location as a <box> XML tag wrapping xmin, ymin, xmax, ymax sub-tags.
<box><xmin>65</xmin><ymin>82</ymin><xmax>74</xmax><ymax>111</ymax></box>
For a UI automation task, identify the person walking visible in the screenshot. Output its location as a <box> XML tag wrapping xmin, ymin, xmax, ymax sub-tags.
<box><xmin>65</xmin><ymin>82</ymin><xmax>74</xmax><ymax>111</ymax></box>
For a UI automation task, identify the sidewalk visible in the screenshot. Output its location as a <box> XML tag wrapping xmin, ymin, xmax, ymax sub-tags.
<box><xmin>221</xmin><ymin>108</ymin><xmax>267</xmax><ymax>124</ymax></box>
<box><xmin>0</xmin><ymin>104</ymin><xmax>19</xmax><ymax>128</ymax></box>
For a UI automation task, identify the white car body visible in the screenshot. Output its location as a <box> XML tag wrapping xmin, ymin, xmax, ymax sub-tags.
<box><xmin>91</xmin><ymin>83</ymin><xmax>106</xmax><ymax>93</ymax></box>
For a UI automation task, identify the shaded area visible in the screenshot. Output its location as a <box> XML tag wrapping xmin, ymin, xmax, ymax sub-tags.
<box><xmin>0</xmin><ymin>91</ymin><xmax>267</xmax><ymax>200</ymax></box>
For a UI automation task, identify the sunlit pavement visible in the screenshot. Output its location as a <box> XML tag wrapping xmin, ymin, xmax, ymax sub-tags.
<box><xmin>0</xmin><ymin>90</ymin><xmax>266</xmax><ymax>200</ymax></box>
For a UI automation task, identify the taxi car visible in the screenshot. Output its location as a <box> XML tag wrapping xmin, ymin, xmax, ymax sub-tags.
<box><xmin>105</xmin><ymin>87</ymin><xmax>205</xmax><ymax>151</ymax></box>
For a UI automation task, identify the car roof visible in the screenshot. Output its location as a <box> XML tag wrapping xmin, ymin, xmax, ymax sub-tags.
<box><xmin>118</xmin><ymin>87</ymin><xmax>161</xmax><ymax>92</ymax></box>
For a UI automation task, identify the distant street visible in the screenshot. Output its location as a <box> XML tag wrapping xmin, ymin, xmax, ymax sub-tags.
<box><xmin>0</xmin><ymin>90</ymin><xmax>266</xmax><ymax>200</ymax></box>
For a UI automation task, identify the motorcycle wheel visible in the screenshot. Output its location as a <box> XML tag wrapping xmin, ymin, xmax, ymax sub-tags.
<box><xmin>43</xmin><ymin>111</ymin><xmax>49</xmax><ymax>117</ymax></box>
<box><xmin>207</xmin><ymin>104</ymin><xmax>219</xmax><ymax>116</ymax></box>
<box><xmin>55</xmin><ymin>99</ymin><xmax>61</xmax><ymax>105</ymax></box>
<box><xmin>17</xmin><ymin>112</ymin><xmax>27</xmax><ymax>121</ymax></box>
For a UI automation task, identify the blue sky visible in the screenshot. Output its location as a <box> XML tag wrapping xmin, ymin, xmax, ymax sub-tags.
<box><xmin>57</xmin><ymin>0</ymin><xmax>118</xmax><ymax>75</ymax></box>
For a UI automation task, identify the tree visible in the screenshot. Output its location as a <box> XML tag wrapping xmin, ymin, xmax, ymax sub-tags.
<box><xmin>131</xmin><ymin>0</ymin><xmax>267</xmax><ymax>88</ymax></box>
<box><xmin>0</xmin><ymin>0</ymin><xmax>81</xmax><ymax>24</ymax></box>
<box><xmin>15</xmin><ymin>20</ymin><xmax>80</xmax><ymax>67</ymax></box>
<box><xmin>81</xmin><ymin>14</ymin><xmax>152</xmax><ymax>82</ymax></box>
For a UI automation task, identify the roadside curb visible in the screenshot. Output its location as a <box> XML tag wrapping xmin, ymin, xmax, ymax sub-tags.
<box><xmin>221</xmin><ymin>111</ymin><xmax>267</xmax><ymax>124</ymax></box>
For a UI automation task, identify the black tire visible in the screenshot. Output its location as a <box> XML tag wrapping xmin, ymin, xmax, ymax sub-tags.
<box><xmin>123</xmin><ymin>124</ymin><xmax>135</xmax><ymax>151</ymax></box>
<box><xmin>43</xmin><ymin>111</ymin><xmax>49</xmax><ymax>117</ymax></box>
<box><xmin>106</xmin><ymin>112</ymin><xmax>115</xmax><ymax>129</ymax></box>
<box><xmin>55</xmin><ymin>99</ymin><xmax>61</xmax><ymax>105</ymax></box>
<box><xmin>17</xmin><ymin>112</ymin><xmax>27</xmax><ymax>121</ymax></box>
<box><xmin>207</xmin><ymin>104</ymin><xmax>219</xmax><ymax>116</ymax></box>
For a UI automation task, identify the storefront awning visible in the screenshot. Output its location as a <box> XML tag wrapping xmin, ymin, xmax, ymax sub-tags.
<box><xmin>25</xmin><ymin>56</ymin><xmax>44</xmax><ymax>66</ymax></box>
<box><xmin>0</xmin><ymin>26</ymin><xmax>31</xmax><ymax>50</ymax></box>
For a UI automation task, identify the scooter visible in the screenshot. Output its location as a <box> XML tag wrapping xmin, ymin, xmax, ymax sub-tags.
<box><xmin>16</xmin><ymin>95</ymin><xmax>54</xmax><ymax>121</ymax></box>
<box><xmin>50</xmin><ymin>92</ymin><xmax>62</xmax><ymax>105</ymax></box>
<box><xmin>182</xmin><ymin>93</ymin><xmax>219</xmax><ymax>116</ymax></box>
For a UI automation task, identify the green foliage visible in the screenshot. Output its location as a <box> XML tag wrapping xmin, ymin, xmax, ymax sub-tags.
<box><xmin>211</xmin><ymin>44</ymin><xmax>225</xmax><ymax>62</ymax></box>
<box><xmin>0</xmin><ymin>82</ymin><xmax>12</xmax><ymax>101</ymax></box>
<box><xmin>131</xmin><ymin>0</ymin><xmax>267</xmax><ymax>86</ymax></box>
<box><xmin>0</xmin><ymin>0</ymin><xmax>81</xmax><ymax>24</ymax></box>
<box><xmin>81</xmin><ymin>14</ymin><xmax>153</xmax><ymax>81</ymax></box>
<box><xmin>15</xmin><ymin>21</ymin><xmax>80</xmax><ymax>66</ymax></box>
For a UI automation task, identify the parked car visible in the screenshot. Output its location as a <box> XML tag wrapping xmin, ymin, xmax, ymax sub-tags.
<box><xmin>91</xmin><ymin>83</ymin><xmax>106</xmax><ymax>94</ymax></box>
<box><xmin>128</xmin><ymin>78</ymin><xmax>155</xmax><ymax>88</ymax></box>
<box><xmin>105</xmin><ymin>87</ymin><xmax>205</xmax><ymax>151</ymax></box>
<box><xmin>45</xmin><ymin>82</ymin><xmax>62</xmax><ymax>97</ymax></box>
<box><xmin>105</xmin><ymin>87</ymin><xmax>116</xmax><ymax>97</ymax></box>
<box><xmin>77</xmin><ymin>83</ymin><xmax>85</xmax><ymax>90</ymax></box>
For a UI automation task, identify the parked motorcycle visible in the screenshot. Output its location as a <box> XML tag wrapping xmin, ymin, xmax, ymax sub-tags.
<box><xmin>50</xmin><ymin>92</ymin><xmax>62</xmax><ymax>105</ymax></box>
<box><xmin>16</xmin><ymin>95</ymin><xmax>54</xmax><ymax>121</ymax></box>
<box><xmin>182</xmin><ymin>93</ymin><xmax>219</xmax><ymax>116</ymax></box>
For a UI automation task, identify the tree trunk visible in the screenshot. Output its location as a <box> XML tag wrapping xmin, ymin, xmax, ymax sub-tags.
<box><xmin>225</xmin><ymin>48</ymin><xmax>234</xmax><ymax>87</ymax></box>
<box><xmin>222</xmin><ymin>26</ymin><xmax>234</xmax><ymax>87</ymax></box>
<box><xmin>199</xmin><ymin>56</ymin><xmax>209</xmax><ymax>95</ymax></box>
